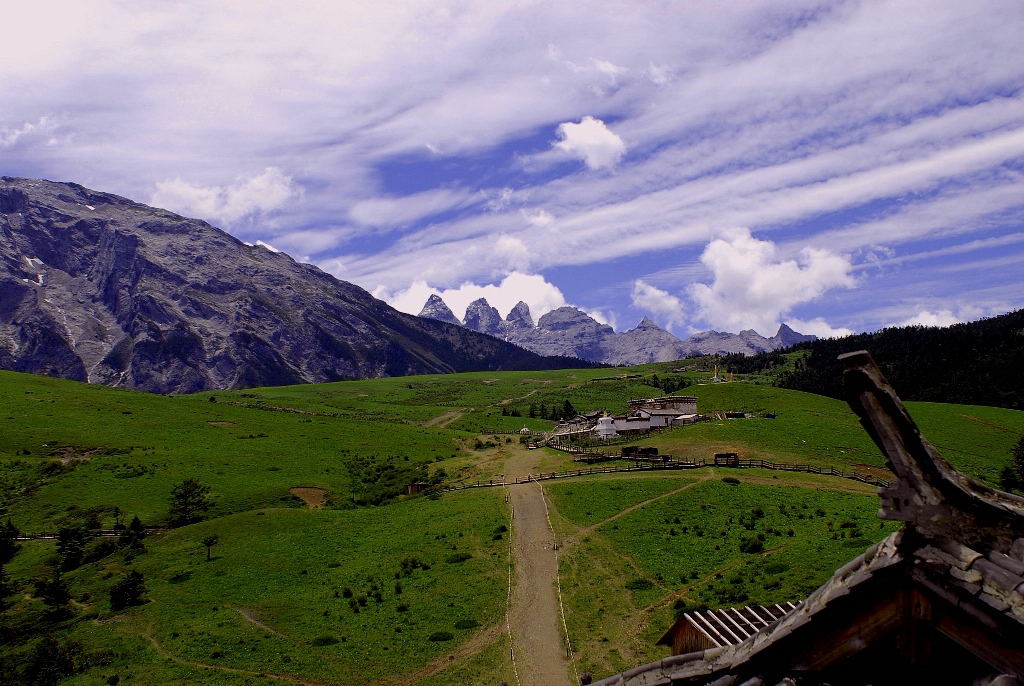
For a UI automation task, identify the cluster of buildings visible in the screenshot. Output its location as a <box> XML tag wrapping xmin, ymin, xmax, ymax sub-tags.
<box><xmin>553</xmin><ymin>395</ymin><xmax>699</xmax><ymax>440</ymax></box>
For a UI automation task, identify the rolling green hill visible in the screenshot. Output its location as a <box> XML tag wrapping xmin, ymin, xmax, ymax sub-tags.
<box><xmin>1</xmin><ymin>364</ymin><xmax>1021</xmax><ymax>684</ymax></box>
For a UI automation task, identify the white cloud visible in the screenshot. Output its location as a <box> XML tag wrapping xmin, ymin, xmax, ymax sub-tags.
<box><xmin>630</xmin><ymin>279</ymin><xmax>685</xmax><ymax>330</ymax></box>
<box><xmin>593</xmin><ymin>58</ymin><xmax>626</xmax><ymax>79</ymax></box>
<box><xmin>493</xmin><ymin>234</ymin><xmax>532</xmax><ymax>271</ymax></box>
<box><xmin>889</xmin><ymin>303</ymin><xmax>1005</xmax><ymax>328</ymax></box>
<box><xmin>786</xmin><ymin>318</ymin><xmax>854</xmax><ymax>338</ymax></box>
<box><xmin>522</xmin><ymin>208</ymin><xmax>554</xmax><ymax>227</ymax></box>
<box><xmin>349</xmin><ymin>188</ymin><xmax>472</xmax><ymax>228</ymax></box>
<box><xmin>553</xmin><ymin>115</ymin><xmax>626</xmax><ymax>169</ymax></box>
<box><xmin>586</xmin><ymin>307</ymin><xmax>619</xmax><ymax>331</ymax></box>
<box><xmin>690</xmin><ymin>228</ymin><xmax>856</xmax><ymax>335</ymax></box>
<box><xmin>150</xmin><ymin>167</ymin><xmax>299</xmax><ymax>226</ymax></box>
<box><xmin>376</xmin><ymin>271</ymin><xmax>568</xmax><ymax>322</ymax></box>
<box><xmin>0</xmin><ymin>115</ymin><xmax>56</xmax><ymax>147</ymax></box>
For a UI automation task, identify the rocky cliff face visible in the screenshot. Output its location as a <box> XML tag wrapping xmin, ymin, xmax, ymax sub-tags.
<box><xmin>0</xmin><ymin>178</ymin><xmax>583</xmax><ymax>393</ymax></box>
<box><xmin>416</xmin><ymin>294</ymin><xmax>815</xmax><ymax>364</ymax></box>
<box><xmin>417</xmin><ymin>293</ymin><xmax>461</xmax><ymax>326</ymax></box>
<box><xmin>603</xmin><ymin>317</ymin><xmax>692</xmax><ymax>365</ymax></box>
<box><xmin>463</xmin><ymin>298</ymin><xmax>504</xmax><ymax>337</ymax></box>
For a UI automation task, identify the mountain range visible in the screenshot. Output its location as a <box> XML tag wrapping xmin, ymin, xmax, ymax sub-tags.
<box><xmin>0</xmin><ymin>178</ymin><xmax>588</xmax><ymax>394</ymax></box>
<box><xmin>418</xmin><ymin>294</ymin><xmax>815</xmax><ymax>365</ymax></box>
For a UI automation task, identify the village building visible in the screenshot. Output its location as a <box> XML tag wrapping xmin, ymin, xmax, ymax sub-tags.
<box><xmin>588</xmin><ymin>351</ymin><xmax>1024</xmax><ymax>685</ymax></box>
<box><xmin>553</xmin><ymin>395</ymin><xmax>700</xmax><ymax>440</ymax></box>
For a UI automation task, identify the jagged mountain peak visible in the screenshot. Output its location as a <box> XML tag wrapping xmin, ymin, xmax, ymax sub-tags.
<box><xmin>417</xmin><ymin>294</ymin><xmax>461</xmax><ymax>326</ymax></box>
<box><xmin>536</xmin><ymin>306</ymin><xmax>611</xmax><ymax>332</ymax></box>
<box><xmin>506</xmin><ymin>301</ymin><xmax>534</xmax><ymax>329</ymax></box>
<box><xmin>634</xmin><ymin>316</ymin><xmax>663</xmax><ymax>330</ymax></box>
<box><xmin>773</xmin><ymin>322</ymin><xmax>816</xmax><ymax>346</ymax></box>
<box><xmin>463</xmin><ymin>298</ymin><xmax>503</xmax><ymax>336</ymax></box>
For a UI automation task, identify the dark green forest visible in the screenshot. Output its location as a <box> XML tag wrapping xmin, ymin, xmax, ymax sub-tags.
<box><xmin>724</xmin><ymin>309</ymin><xmax>1024</xmax><ymax>409</ymax></box>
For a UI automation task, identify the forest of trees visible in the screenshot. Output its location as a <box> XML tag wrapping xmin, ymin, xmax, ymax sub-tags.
<box><xmin>727</xmin><ymin>309</ymin><xmax>1024</xmax><ymax>409</ymax></box>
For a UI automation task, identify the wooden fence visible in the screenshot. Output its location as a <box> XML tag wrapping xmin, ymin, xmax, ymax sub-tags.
<box><xmin>15</xmin><ymin>527</ymin><xmax>171</xmax><ymax>541</ymax></box>
<box><xmin>439</xmin><ymin>457</ymin><xmax>891</xmax><ymax>493</ymax></box>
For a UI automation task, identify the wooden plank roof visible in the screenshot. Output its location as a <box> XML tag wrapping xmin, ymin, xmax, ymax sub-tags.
<box><xmin>659</xmin><ymin>603</ymin><xmax>798</xmax><ymax>648</ymax></box>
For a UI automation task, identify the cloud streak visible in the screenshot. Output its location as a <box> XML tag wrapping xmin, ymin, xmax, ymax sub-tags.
<box><xmin>2</xmin><ymin>1</ymin><xmax>1021</xmax><ymax>333</ymax></box>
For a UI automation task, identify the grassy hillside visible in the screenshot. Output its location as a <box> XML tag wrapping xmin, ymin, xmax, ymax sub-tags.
<box><xmin>1</xmin><ymin>364</ymin><xmax>1021</xmax><ymax>684</ymax></box>
<box><xmin>546</xmin><ymin>472</ymin><xmax>898</xmax><ymax>676</ymax></box>
<box><xmin>632</xmin><ymin>382</ymin><xmax>1024</xmax><ymax>485</ymax></box>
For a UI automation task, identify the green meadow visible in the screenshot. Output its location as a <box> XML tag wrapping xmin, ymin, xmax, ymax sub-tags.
<box><xmin>546</xmin><ymin>473</ymin><xmax>900</xmax><ymax>677</ymax></box>
<box><xmin>1</xmin><ymin>360</ymin><xmax>1021</xmax><ymax>684</ymax></box>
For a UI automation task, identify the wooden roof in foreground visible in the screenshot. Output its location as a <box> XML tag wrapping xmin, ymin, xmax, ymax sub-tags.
<box><xmin>659</xmin><ymin>604</ymin><xmax>799</xmax><ymax>649</ymax></box>
<box><xmin>590</xmin><ymin>351</ymin><xmax>1024</xmax><ymax>686</ymax></box>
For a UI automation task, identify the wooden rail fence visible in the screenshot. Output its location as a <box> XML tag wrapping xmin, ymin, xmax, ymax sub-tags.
<box><xmin>439</xmin><ymin>458</ymin><xmax>891</xmax><ymax>493</ymax></box>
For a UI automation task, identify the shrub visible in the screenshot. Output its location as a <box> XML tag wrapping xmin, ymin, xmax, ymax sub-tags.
<box><xmin>454</xmin><ymin>619</ymin><xmax>479</xmax><ymax>630</ymax></box>
<box><xmin>721</xmin><ymin>477</ymin><xmax>740</xmax><ymax>485</ymax></box>
<box><xmin>625</xmin><ymin>578</ymin><xmax>653</xmax><ymax>591</ymax></box>
<box><xmin>428</xmin><ymin>631</ymin><xmax>454</xmax><ymax>641</ymax></box>
<box><xmin>445</xmin><ymin>552</ymin><xmax>472</xmax><ymax>564</ymax></box>
<box><xmin>738</xmin><ymin>535</ymin><xmax>764</xmax><ymax>554</ymax></box>
<box><xmin>311</xmin><ymin>635</ymin><xmax>339</xmax><ymax>646</ymax></box>
<box><xmin>110</xmin><ymin>570</ymin><xmax>146</xmax><ymax>611</ymax></box>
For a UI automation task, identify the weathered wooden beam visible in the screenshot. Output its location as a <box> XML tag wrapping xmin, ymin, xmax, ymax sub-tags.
<box><xmin>840</xmin><ymin>350</ymin><xmax>1024</xmax><ymax>551</ymax></box>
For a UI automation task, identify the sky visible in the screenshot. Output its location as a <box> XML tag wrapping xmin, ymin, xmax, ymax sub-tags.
<box><xmin>2</xmin><ymin>1</ymin><xmax>1023</xmax><ymax>338</ymax></box>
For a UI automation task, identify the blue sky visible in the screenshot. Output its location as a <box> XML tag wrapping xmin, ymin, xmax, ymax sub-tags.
<box><xmin>2</xmin><ymin>1</ymin><xmax>1023</xmax><ymax>337</ymax></box>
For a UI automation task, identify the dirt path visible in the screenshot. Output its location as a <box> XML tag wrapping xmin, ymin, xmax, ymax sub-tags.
<box><xmin>562</xmin><ymin>477</ymin><xmax>710</xmax><ymax>551</ymax></box>
<box><xmin>505</xmin><ymin>449</ymin><xmax>573</xmax><ymax>686</ymax></box>
<box><xmin>236</xmin><ymin>607</ymin><xmax>289</xmax><ymax>638</ymax></box>
<box><xmin>141</xmin><ymin>629</ymin><xmax>329</xmax><ymax>686</ymax></box>
<box><xmin>496</xmin><ymin>382</ymin><xmax>552</xmax><ymax>406</ymax></box>
<box><xmin>289</xmin><ymin>486</ymin><xmax>329</xmax><ymax>509</ymax></box>
<box><xmin>390</xmin><ymin>622</ymin><xmax>504</xmax><ymax>686</ymax></box>
<box><xmin>422</xmin><ymin>409</ymin><xmax>468</xmax><ymax>428</ymax></box>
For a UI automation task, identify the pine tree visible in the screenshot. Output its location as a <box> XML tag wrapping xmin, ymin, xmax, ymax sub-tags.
<box><xmin>1013</xmin><ymin>436</ymin><xmax>1024</xmax><ymax>486</ymax></box>
<box><xmin>168</xmin><ymin>479</ymin><xmax>212</xmax><ymax>526</ymax></box>
<box><xmin>56</xmin><ymin>526</ymin><xmax>90</xmax><ymax>571</ymax></box>
<box><xmin>110</xmin><ymin>570</ymin><xmax>146</xmax><ymax>610</ymax></box>
<box><xmin>528</xmin><ymin>403</ymin><xmax>537</xmax><ymax>419</ymax></box>
<box><xmin>0</xmin><ymin>564</ymin><xmax>12</xmax><ymax>610</ymax></box>
<box><xmin>562</xmin><ymin>400</ymin><xmax>576</xmax><ymax>420</ymax></box>
<box><xmin>0</xmin><ymin>519</ymin><xmax>20</xmax><ymax>563</ymax></box>
<box><xmin>119</xmin><ymin>515</ymin><xmax>146</xmax><ymax>549</ymax></box>
<box><xmin>37</xmin><ymin>572</ymin><xmax>71</xmax><ymax>616</ymax></box>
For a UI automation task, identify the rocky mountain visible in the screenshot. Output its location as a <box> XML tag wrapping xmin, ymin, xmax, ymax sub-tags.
<box><xmin>463</xmin><ymin>298</ymin><xmax>504</xmax><ymax>337</ymax></box>
<box><xmin>0</xmin><ymin>177</ymin><xmax>588</xmax><ymax>393</ymax></box>
<box><xmin>417</xmin><ymin>294</ymin><xmax>461</xmax><ymax>326</ymax></box>
<box><xmin>419</xmin><ymin>295</ymin><xmax>815</xmax><ymax>365</ymax></box>
<box><xmin>603</xmin><ymin>316</ymin><xmax>692</xmax><ymax>365</ymax></box>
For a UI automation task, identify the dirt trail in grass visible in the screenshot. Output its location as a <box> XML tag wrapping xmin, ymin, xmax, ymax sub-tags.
<box><xmin>497</xmin><ymin>380</ymin><xmax>553</xmax><ymax>406</ymax></box>
<box><xmin>289</xmin><ymin>486</ymin><xmax>328</xmax><ymax>509</ymax></box>
<box><xmin>236</xmin><ymin>607</ymin><xmax>289</xmax><ymax>638</ymax></box>
<box><xmin>959</xmin><ymin>413</ymin><xmax>1022</xmax><ymax>434</ymax></box>
<box><xmin>390</xmin><ymin>622</ymin><xmax>504</xmax><ymax>686</ymax></box>
<box><xmin>562</xmin><ymin>477</ymin><xmax>710</xmax><ymax>551</ymax></box>
<box><xmin>422</xmin><ymin>409</ymin><xmax>468</xmax><ymax>428</ymax></box>
<box><xmin>141</xmin><ymin>630</ymin><xmax>328</xmax><ymax>686</ymax></box>
<box><xmin>505</xmin><ymin>448</ymin><xmax>573</xmax><ymax>686</ymax></box>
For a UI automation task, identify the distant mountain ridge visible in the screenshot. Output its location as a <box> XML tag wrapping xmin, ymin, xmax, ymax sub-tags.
<box><xmin>417</xmin><ymin>295</ymin><xmax>815</xmax><ymax>365</ymax></box>
<box><xmin>0</xmin><ymin>178</ymin><xmax>589</xmax><ymax>393</ymax></box>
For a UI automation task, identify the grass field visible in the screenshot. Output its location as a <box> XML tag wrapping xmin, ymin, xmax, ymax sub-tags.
<box><xmin>1</xmin><ymin>362</ymin><xmax>1021</xmax><ymax>684</ymax></box>
<box><xmin>4</xmin><ymin>489</ymin><xmax>509</xmax><ymax>685</ymax></box>
<box><xmin>545</xmin><ymin>471</ymin><xmax>900</xmax><ymax>677</ymax></box>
